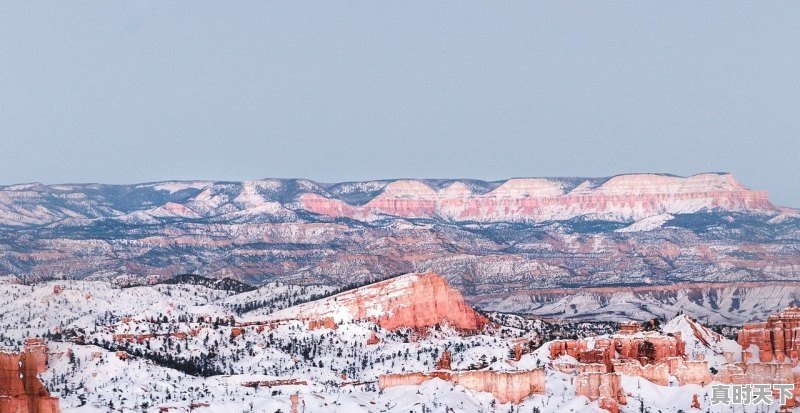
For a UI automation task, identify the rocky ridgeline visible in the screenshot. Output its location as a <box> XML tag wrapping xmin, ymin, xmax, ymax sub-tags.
<box><xmin>300</xmin><ymin>173</ymin><xmax>775</xmax><ymax>222</ymax></box>
<box><xmin>266</xmin><ymin>272</ymin><xmax>489</xmax><ymax>332</ymax></box>
<box><xmin>1</xmin><ymin>173</ymin><xmax>797</xmax><ymax>313</ymax></box>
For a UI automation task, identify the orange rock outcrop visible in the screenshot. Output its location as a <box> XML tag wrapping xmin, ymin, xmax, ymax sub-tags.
<box><xmin>290</xmin><ymin>394</ymin><xmax>301</xmax><ymax>413</ymax></box>
<box><xmin>0</xmin><ymin>340</ymin><xmax>60</xmax><ymax>413</ymax></box>
<box><xmin>379</xmin><ymin>369</ymin><xmax>545</xmax><ymax>404</ymax></box>
<box><xmin>675</xmin><ymin>360</ymin><xmax>712</xmax><ymax>386</ymax></box>
<box><xmin>366</xmin><ymin>331</ymin><xmax>380</xmax><ymax>345</ymax></box>
<box><xmin>308</xmin><ymin>317</ymin><xmax>337</xmax><ymax>331</ymax></box>
<box><xmin>737</xmin><ymin>306</ymin><xmax>800</xmax><ymax>363</ymax></box>
<box><xmin>435</xmin><ymin>351</ymin><xmax>451</xmax><ymax>370</ymax></box>
<box><xmin>550</xmin><ymin>322</ymin><xmax>714</xmax><ymax>412</ymax></box>
<box><xmin>274</xmin><ymin>273</ymin><xmax>488</xmax><ymax>333</ymax></box>
<box><xmin>575</xmin><ymin>372</ymin><xmax>626</xmax><ymax>412</ymax></box>
<box><xmin>717</xmin><ymin>307</ymin><xmax>800</xmax><ymax>407</ymax></box>
<box><xmin>300</xmin><ymin>174</ymin><xmax>773</xmax><ymax>223</ymax></box>
<box><xmin>550</xmin><ymin>333</ymin><xmax>685</xmax><ymax>371</ymax></box>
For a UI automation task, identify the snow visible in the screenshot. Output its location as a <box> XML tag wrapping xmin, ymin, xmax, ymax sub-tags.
<box><xmin>615</xmin><ymin>214</ymin><xmax>674</xmax><ymax>232</ymax></box>
<box><xmin>4</xmin><ymin>279</ymin><xmax>797</xmax><ymax>413</ymax></box>
<box><xmin>149</xmin><ymin>181</ymin><xmax>212</xmax><ymax>194</ymax></box>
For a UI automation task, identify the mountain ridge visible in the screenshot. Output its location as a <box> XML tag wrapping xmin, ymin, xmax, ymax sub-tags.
<box><xmin>0</xmin><ymin>173</ymin><xmax>797</xmax><ymax>301</ymax></box>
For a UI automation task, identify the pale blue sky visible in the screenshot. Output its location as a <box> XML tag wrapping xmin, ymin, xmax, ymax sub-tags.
<box><xmin>1</xmin><ymin>2</ymin><xmax>798</xmax><ymax>207</ymax></box>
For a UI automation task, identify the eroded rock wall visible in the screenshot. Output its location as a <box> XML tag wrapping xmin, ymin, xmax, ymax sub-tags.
<box><xmin>738</xmin><ymin>307</ymin><xmax>800</xmax><ymax>363</ymax></box>
<box><xmin>0</xmin><ymin>340</ymin><xmax>59</xmax><ymax>413</ymax></box>
<box><xmin>378</xmin><ymin>369</ymin><xmax>546</xmax><ymax>404</ymax></box>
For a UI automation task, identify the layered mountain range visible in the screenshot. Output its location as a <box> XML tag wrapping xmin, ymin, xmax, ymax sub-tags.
<box><xmin>1</xmin><ymin>173</ymin><xmax>798</xmax><ymax>320</ymax></box>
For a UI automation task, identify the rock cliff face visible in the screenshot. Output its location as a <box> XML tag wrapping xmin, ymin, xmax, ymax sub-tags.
<box><xmin>715</xmin><ymin>362</ymin><xmax>796</xmax><ymax>385</ymax></box>
<box><xmin>0</xmin><ymin>339</ymin><xmax>60</xmax><ymax>413</ymax></box>
<box><xmin>706</xmin><ymin>307</ymin><xmax>800</xmax><ymax>408</ymax></box>
<box><xmin>675</xmin><ymin>360</ymin><xmax>712</xmax><ymax>386</ymax></box>
<box><xmin>451</xmin><ymin>370</ymin><xmax>546</xmax><ymax>404</ymax></box>
<box><xmin>738</xmin><ymin>306</ymin><xmax>800</xmax><ymax>363</ymax></box>
<box><xmin>611</xmin><ymin>359</ymin><xmax>670</xmax><ymax>386</ymax></box>
<box><xmin>549</xmin><ymin>322</ymin><xmax>717</xmax><ymax>399</ymax></box>
<box><xmin>378</xmin><ymin>369</ymin><xmax>546</xmax><ymax>404</ymax></box>
<box><xmin>301</xmin><ymin>173</ymin><xmax>774</xmax><ymax>223</ymax></box>
<box><xmin>575</xmin><ymin>372</ymin><xmax>626</xmax><ymax>413</ymax></box>
<box><xmin>435</xmin><ymin>351</ymin><xmax>451</xmax><ymax>370</ymax></box>
<box><xmin>549</xmin><ymin>332</ymin><xmax>685</xmax><ymax>370</ymax></box>
<box><xmin>269</xmin><ymin>273</ymin><xmax>488</xmax><ymax>332</ymax></box>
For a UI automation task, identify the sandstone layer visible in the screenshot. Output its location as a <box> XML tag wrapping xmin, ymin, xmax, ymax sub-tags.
<box><xmin>378</xmin><ymin>369</ymin><xmax>546</xmax><ymax>404</ymax></box>
<box><xmin>0</xmin><ymin>339</ymin><xmax>60</xmax><ymax>413</ymax></box>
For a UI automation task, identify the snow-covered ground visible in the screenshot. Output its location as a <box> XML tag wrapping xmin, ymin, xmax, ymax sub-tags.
<box><xmin>2</xmin><ymin>279</ymin><xmax>797</xmax><ymax>412</ymax></box>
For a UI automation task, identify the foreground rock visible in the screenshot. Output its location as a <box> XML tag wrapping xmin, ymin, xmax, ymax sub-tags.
<box><xmin>0</xmin><ymin>339</ymin><xmax>60</xmax><ymax>413</ymax></box>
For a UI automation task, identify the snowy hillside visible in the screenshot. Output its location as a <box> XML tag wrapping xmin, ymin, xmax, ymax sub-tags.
<box><xmin>3</xmin><ymin>273</ymin><xmax>800</xmax><ymax>412</ymax></box>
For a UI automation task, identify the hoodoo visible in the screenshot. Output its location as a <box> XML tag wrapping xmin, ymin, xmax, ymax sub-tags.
<box><xmin>0</xmin><ymin>339</ymin><xmax>60</xmax><ymax>413</ymax></box>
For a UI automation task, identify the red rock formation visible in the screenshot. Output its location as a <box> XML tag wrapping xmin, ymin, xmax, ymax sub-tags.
<box><xmin>575</xmin><ymin>372</ymin><xmax>626</xmax><ymax>406</ymax></box>
<box><xmin>713</xmin><ymin>363</ymin><xmax>747</xmax><ymax>384</ymax></box>
<box><xmin>675</xmin><ymin>360</ymin><xmax>711</xmax><ymax>386</ymax></box>
<box><xmin>0</xmin><ymin>340</ymin><xmax>60</xmax><ymax>413</ymax></box>
<box><xmin>307</xmin><ymin>317</ymin><xmax>337</xmax><ymax>330</ymax></box>
<box><xmin>378</xmin><ymin>372</ymin><xmax>435</xmax><ymax>388</ymax></box>
<box><xmin>366</xmin><ymin>331</ymin><xmax>380</xmax><ymax>345</ymax></box>
<box><xmin>577</xmin><ymin>363</ymin><xmax>608</xmax><ymax>374</ymax></box>
<box><xmin>552</xmin><ymin>330</ymin><xmax>691</xmax><ymax>391</ymax></box>
<box><xmin>451</xmin><ymin>370</ymin><xmax>546</xmax><ymax>404</ymax></box>
<box><xmin>272</xmin><ymin>273</ymin><xmax>488</xmax><ymax>333</ymax></box>
<box><xmin>379</xmin><ymin>369</ymin><xmax>545</xmax><ymax>404</ymax></box>
<box><xmin>290</xmin><ymin>394</ymin><xmax>301</xmax><ymax>413</ymax></box>
<box><xmin>300</xmin><ymin>174</ymin><xmax>774</xmax><ymax>223</ymax></box>
<box><xmin>716</xmin><ymin>362</ymin><xmax>793</xmax><ymax>385</ymax></box>
<box><xmin>230</xmin><ymin>327</ymin><xmax>243</xmax><ymax>338</ymax></box>
<box><xmin>691</xmin><ymin>394</ymin><xmax>700</xmax><ymax>409</ymax></box>
<box><xmin>598</xmin><ymin>397</ymin><xmax>620</xmax><ymax>413</ymax></box>
<box><xmin>512</xmin><ymin>343</ymin><xmax>523</xmax><ymax>362</ymax></box>
<box><xmin>435</xmin><ymin>351</ymin><xmax>451</xmax><ymax>370</ymax></box>
<box><xmin>619</xmin><ymin>322</ymin><xmax>639</xmax><ymax>335</ymax></box>
<box><xmin>738</xmin><ymin>306</ymin><xmax>800</xmax><ymax>363</ymax></box>
<box><xmin>612</xmin><ymin>360</ymin><xmax>669</xmax><ymax>386</ymax></box>
<box><xmin>550</xmin><ymin>333</ymin><xmax>684</xmax><ymax>373</ymax></box>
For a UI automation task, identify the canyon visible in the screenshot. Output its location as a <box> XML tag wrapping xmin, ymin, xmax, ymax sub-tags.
<box><xmin>0</xmin><ymin>175</ymin><xmax>796</xmax><ymax>316</ymax></box>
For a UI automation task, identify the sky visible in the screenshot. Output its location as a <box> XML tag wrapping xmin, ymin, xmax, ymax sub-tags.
<box><xmin>0</xmin><ymin>2</ymin><xmax>798</xmax><ymax>207</ymax></box>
